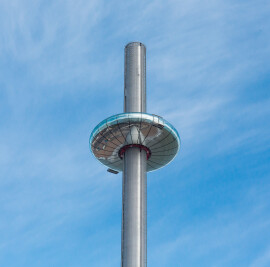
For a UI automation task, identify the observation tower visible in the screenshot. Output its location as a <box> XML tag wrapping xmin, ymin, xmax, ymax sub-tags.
<box><xmin>89</xmin><ymin>42</ymin><xmax>180</xmax><ymax>267</ymax></box>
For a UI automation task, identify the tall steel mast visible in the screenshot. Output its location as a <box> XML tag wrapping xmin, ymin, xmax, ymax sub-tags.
<box><xmin>122</xmin><ymin>42</ymin><xmax>147</xmax><ymax>266</ymax></box>
<box><xmin>90</xmin><ymin>42</ymin><xmax>180</xmax><ymax>267</ymax></box>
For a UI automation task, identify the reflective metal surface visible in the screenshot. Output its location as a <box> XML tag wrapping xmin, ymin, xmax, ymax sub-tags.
<box><xmin>89</xmin><ymin>42</ymin><xmax>180</xmax><ymax>267</ymax></box>
<box><xmin>123</xmin><ymin>42</ymin><xmax>147</xmax><ymax>267</ymax></box>
<box><xmin>124</xmin><ymin>42</ymin><xmax>146</xmax><ymax>113</ymax></box>
<box><xmin>89</xmin><ymin>113</ymin><xmax>180</xmax><ymax>172</ymax></box>
<box><xmin>122</xmin><ymin>148</ymin><xmax>147</xmax><ymax>267</ymax></box>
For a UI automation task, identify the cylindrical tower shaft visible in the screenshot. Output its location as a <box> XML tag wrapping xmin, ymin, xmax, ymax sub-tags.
<box><xmin>122</xmin><ymin>148</ymin><xmax>147</xmax><ymax>266</ymax></box>
<box><xmin>124</xmin><ymin>42</ymin><xmax>146</xmax><ymax>113</ymax></box>
<box><xmin>122</xmin><ymin>42</ymin><xmax>147</xmax><ymax>267</ymax></box>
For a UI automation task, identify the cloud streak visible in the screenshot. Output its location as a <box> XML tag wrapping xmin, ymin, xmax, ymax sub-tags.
<box><xmin>0</xmin><ymin>0</ymin><xmax>269</xmax><ymax>266</ymax></box>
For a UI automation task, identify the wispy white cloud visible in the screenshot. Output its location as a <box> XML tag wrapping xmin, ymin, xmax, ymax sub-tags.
<box><xmin>250</xmin><ymin>247</ymin><xmax>270</xmax><ymax>267</ymax></box>
<box><xmin>0</xmin><ymin>0</ymin><xmax>269</xmax><ymax>266</ymax></box>
<box><xmin>148</xmin><ymin>174</ymin><xmax>270</xmax><ymax>266</ymax></box>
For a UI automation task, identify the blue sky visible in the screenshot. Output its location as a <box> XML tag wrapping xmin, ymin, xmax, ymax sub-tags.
<box><xmin>0</xmin><ymin>0</ymin><xmax>270</xmax><ymax>266</ymax></box>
